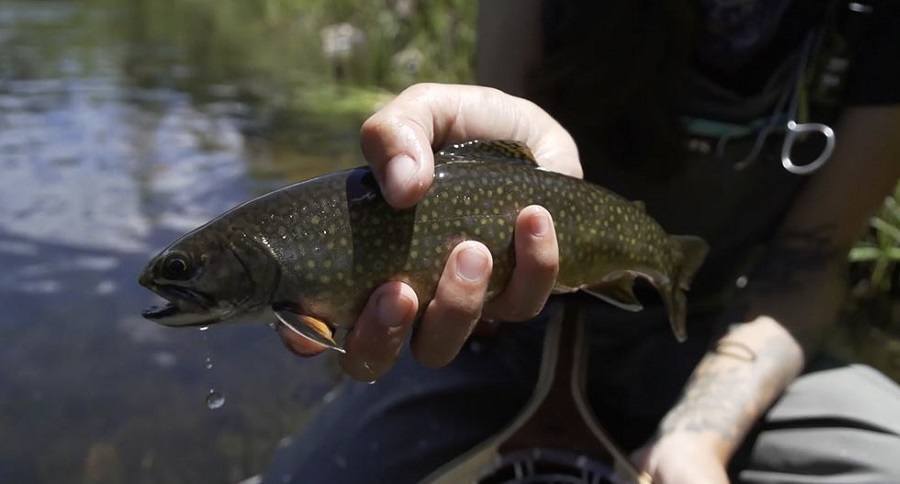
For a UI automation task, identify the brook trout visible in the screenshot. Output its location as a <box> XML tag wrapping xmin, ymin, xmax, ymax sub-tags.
<box><xmin>139</xmin><ymin>140</ymin><xmax>708</xmax><ymax>352</ymax></box>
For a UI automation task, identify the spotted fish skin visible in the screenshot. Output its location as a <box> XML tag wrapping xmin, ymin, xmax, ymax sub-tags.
<box><xmin>140</xmin><ymin>140</ymin><xmax>708</xmax><ymax>342</ymax></box>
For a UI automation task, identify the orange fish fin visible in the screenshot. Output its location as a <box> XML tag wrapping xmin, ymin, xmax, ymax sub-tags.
<box><xmin>435</xmin><ymin>140</ymin><xmax>538</xmax><ymax>166</ymax></box>
<box><xmin>273</xmin><ymin>308</ymin><xmax>346</xmax><ymax>354</ymax></box>
<box><xmin>552</xmin><ymin>284</ymin><xmax>579</xmax><ymax>294</ymax></box>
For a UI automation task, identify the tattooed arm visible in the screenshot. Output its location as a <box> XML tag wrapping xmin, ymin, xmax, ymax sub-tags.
<box><xmin>635</xmin><ymin>106</ymin><xmax>900</xmax><ymax>484</ymax></box>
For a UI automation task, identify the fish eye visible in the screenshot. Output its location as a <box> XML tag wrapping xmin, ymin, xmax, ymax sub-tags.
<box><xmin>161</xmin><ymin>253</ymin><xmax>195</xmax><ymax>281</ymax></box>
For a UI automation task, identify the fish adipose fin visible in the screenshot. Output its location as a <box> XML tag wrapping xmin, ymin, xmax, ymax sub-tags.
<box><xmin>661</xmin><ymin>235</ymin><xmax>710</xmax><ymax>343</ymax></box>
<box><xmin>435</xmin><ymin>140</ymin><xmax>539</xmax><ymax>166</ymax></box>
<box><xmin>274</xmin><ymin>308</ymin><xmax>346</xmax><ymax>354</ymax></box>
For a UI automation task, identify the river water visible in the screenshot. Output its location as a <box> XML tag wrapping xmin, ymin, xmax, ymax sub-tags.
<box><xmin>0</xmin><ymin>2</ymin><xmax>379</xmax><ymax>482</ymax></box>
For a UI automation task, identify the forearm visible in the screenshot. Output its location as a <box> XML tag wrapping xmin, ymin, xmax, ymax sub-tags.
<box><xmin>658</xmin><ymin>316</ymin><xmax>803</xmax><ymax>462</ymax></box>
<box><xmin>659</xmin><ymin>251</ymin><xmax>846</xmax><ymax>463</ymax></box>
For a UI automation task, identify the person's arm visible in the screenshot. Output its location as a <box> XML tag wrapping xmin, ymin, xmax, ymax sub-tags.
<box><xmin>636</xmin><ymin>105</ymin><xmax>900</xmax><ymax>484</ymax></box>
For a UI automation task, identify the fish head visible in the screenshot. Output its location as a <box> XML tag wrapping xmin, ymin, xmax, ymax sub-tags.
<box><xmin>139</xmin><ymin>231</ymin><xmax>274</xmax><ymax>327</ymax></box>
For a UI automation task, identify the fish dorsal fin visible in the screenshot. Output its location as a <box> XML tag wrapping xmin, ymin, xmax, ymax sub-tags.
<box><xmin>582</xmin><ymin>271</ymin><xmax>645</xmax><ymax>312</ymax></box>
<box><xmin>273</xmin><ymin>306</ymin><xmax>346</xmax><ymax>354</ymax></box>
<box><xmin>435</xmin><ymin>140</ymin><xmax>539</xmax><ymax>166</ymax></box>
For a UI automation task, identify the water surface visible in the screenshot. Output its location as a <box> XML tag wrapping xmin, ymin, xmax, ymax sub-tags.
<box><xmin>0</xmin><ymin>2</ymin><xmax>384</xmax><ymax>482</ymax></box>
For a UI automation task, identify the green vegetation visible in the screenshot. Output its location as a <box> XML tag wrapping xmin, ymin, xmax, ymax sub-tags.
<box><xmin>849</xmin><ymin>182</ymin><xmax>900</xmax><ymax>296</ymax></box>
<box><xmin>90</xmin><ymin>0</ymin><xmax>476</xmax><ymax>120</ymax></box>
<box><xmin>830</xmin><ymin>182</ymin><xmax>900</xmax><ymax>380</ymax></box>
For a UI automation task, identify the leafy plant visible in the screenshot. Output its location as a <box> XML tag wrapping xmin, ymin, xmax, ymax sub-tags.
<box><xmin>848</xmin><ymin>181</ymin><xmax>900</xmax><ymax>295</ymax></box>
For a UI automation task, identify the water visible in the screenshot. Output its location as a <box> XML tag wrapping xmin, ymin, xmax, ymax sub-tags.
<box><xmin>205</xmin><ymin>390</ymin><xmax>226</xmax><ymax>410</ymax></box>
<box><xmin>200</xmin><ymin>326</ymin><xmax>219</xmax><ymax>406</ymax></box>
<box><xmin>0</xmin><ymin>2</ymin><xmax>388</xmax><ymax>482</ymax></box>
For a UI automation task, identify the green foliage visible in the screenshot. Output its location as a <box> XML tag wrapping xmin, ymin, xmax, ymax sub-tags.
<box><xmin>86</xmin><ymin>0</ymin><xmax>476</xmax><ymax>118</ymax></box>
<box><xmin>849</xmin><ymin>181</ymin><xmax>900</xmax><ymax>294</ymax></box>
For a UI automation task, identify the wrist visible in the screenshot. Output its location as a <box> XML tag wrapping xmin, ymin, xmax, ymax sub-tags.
<box><xmin>636</xmin><ymin>432</ymin><xmax>731</xmax><ymax>484</ymax></box>
<box><xmin>650</xmin><ymin>430</ymin><xmax>732</xmax><ymax>465</ymax></box>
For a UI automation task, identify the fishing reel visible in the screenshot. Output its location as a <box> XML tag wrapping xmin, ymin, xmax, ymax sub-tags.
<box><xmin>476</xmin><ymin>447</ymin><xmax>621</xmax><ymax>484</ymax></box>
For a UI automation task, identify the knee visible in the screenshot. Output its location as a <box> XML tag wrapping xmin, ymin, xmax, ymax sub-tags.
<box><xmin>735</xmin><ymin>426</ymin><xmax>900</xmax><ymax>483</ymax></box>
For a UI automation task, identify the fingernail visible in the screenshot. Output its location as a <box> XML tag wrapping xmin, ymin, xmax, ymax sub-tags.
<box><xmin>457</xmin><ymin>246</ymin><xmax>488</xmax><ymax>281</ymax></box>
<box><xmin>385</xmin><ymin>154</ymin><xmax>419</xmax><ymax>193</ymax></box>
<box><xmin>530</xmin><ymin>210</ymin><xmax>550</xmax><ymax>237</ymax></box>
<box><xmin>376</xmin><ymin>292</ymin><xmax>410</xmax><ymax>327</ymax></box>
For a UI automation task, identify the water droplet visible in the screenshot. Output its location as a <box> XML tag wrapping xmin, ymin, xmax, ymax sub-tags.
<box><xmin>199</xmin><ymin>326</ymin><xmax>209</xmax><ymax>332</ymax></box>
<box><xmin>205</xmin><ymin>356</ymin><xmax>213</xmax><ymax>370</ymax></box>
<box><xmin>367</xmin><ymin>380</ymin><xmax>377</xmax><ymax>385</ymax></box>
<box><xmin>206</xmin><ymin>389</ymin><xmax>225</xmax><ymax>410</ymax></box>
<box><xmin>735</xmin><ymin>275</ymin><xmax>749</xmax><ymax>289</ymax></box>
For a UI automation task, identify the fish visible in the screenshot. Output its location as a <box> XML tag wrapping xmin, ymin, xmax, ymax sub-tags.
<box><xmin>139</xmin><ymin>140</ymin><xmax>708</xmax><ymax>353</ymax></box>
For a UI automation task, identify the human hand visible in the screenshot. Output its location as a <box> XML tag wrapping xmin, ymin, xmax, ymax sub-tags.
<box><xmin>280</xmin><ymin>83</ymin><xmax>580</xmax><ymax>380</ymax></box>
<box><xmin>631</xmin><ymin>434</ymin><xmax>730</xmax><ymax>484</ymax></box>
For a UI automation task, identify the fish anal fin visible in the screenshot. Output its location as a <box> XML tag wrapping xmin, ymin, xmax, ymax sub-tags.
<box><xmin>435</xmin><ymin>140</ymin><xmax>538</xmax><ymax>166</ymax></box>
<box><xmin>582</xmin><ymin>271</ymin><xmax>644</xmax><ymax>312</ymax></box>
<box><xmin>273</xmin><ymin>307</ymin><xmax>346</xmax><ymax>354</ymax></box>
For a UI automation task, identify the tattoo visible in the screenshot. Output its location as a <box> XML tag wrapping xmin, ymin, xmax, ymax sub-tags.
<box><xmin>747</xmin><ymin>224</ymin><xmax>839</xmax><ymax>294</ymax></box>
<box><xmin>659</xmin><ymin>363</ymin><xmax>751</xmax><ymax>440</ymax></box>
<box><xmin>659</xmin><ymin>334</ymin><xmax>798</xmax><ymax>442</ymax></box>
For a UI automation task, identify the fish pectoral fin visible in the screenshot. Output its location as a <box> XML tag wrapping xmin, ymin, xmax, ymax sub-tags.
<box><xmin>552</xmin><ymin>283</ymin><xmax>579</xmax><ymax>295</ymax></box>
<box><xmin>435</xmin><ymin>140</ymin><xmax>539</xmax><ymax>166</ymax></box>
<box><xmin>273</xmin><ymin>308</ymin><xmax>346</xmax><ymax>354</ymax></box>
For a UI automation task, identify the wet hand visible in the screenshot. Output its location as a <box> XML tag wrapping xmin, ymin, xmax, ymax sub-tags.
<box><xmin>359</xmin><ymin>83</ymin><xmax>581</xmax><ymax>208</ymax></box>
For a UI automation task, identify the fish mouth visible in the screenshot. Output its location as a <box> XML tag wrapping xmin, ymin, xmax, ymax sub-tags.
<box><xmin>141</xmin><ymin>284</ymin><xmax>222</xmax><ymax>327</ymax></box>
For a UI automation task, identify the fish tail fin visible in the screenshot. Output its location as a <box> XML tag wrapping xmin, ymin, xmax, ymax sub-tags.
<box><xmin>663</xmin><ymin>235</ymin><xmax>709</xmax><ymax>342</ymax></box>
